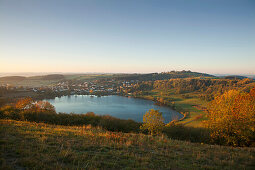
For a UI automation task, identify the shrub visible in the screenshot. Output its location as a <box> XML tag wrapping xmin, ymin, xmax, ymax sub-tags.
<box><xmin>99</xmin><ymin>115</ymin><xmax>140</xmax><ymax>133</ymax></box>
<box><xmin>163</xmin><ymin>124</ymin><xmax>210</xmax><ymax>143</ymax></box>
<box><xmin>0</xmin><ymin>105</ymin><xmax>20</xmax><ymax>120</ymax></box>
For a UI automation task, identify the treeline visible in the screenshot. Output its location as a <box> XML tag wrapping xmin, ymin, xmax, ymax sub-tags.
<box><xmin>154</xmin><ymin>78</ymin><xmax>254</xmax><ymax>101</ymax></box>
<box><xmin>113</xmin><ymin>70</ymin><xmax>214</xmax><ymax>81</ymax></box>
<box><xmin>123</xmin><ymin>77</ymin><xmax>254</xmax><ymax>101</ymax></box>
<box><xmin>0</xmin><ymin>98</ymin><xmax>140</xmax><ymax>133</ymax></box>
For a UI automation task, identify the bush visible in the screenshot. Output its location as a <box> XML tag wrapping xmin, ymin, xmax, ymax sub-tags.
<box><xmin>163</xmin><ymin>124</ymin><xmax>210</xmax><ymax>143</ymax></box>
<box><xmin>0</xmin><ymin>105</ymin><xmax>20</xmax><ymax>120</ymax></box>
<box><xmin>99</xmin><ymin>115</ymin><xmax>140</xmax><ymax>133</ymax></box>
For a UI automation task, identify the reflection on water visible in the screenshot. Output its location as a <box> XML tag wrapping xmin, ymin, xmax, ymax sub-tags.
<box><xmin>46</xmin><ymin>95</ymin><xmax>183</xmax><ymax>123</ymax></box>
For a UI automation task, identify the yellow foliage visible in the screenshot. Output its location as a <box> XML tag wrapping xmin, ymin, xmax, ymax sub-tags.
<box><xmin>204</xmin><ymin>88</ymin><xmax>255</xmax><ymax>146</ymax></box>
<box><xmin>140</xmin><ymin>109</ymin><xmax>165</xmax><ymax>136</ymax></box>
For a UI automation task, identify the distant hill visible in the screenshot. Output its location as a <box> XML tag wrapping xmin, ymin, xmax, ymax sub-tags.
<box><xmin>0</xmin><ymin>76</ymin><xmax>26</xmax><ymax>81</ymax></box>
<box><xmin>0</xmin><ymin>74</ymin><xmax>65</xmax><ymax>87</ymax></box>
<box><xmin>113</xmin><ymin>71</ymin><xmax>215</xmax><ymax>81</ymax></box>
<box><xmin>214</xmin><ymin>74</ymin><xmax>255</xmax><ymax>80</ymax></box>
<box><xmin>41</xmin><ymin>74</ymin><xmax>65</xmax><ymax>80</ymax></box>
<box><xmin>224</xmin><ymin>75</ymin><xmax>248</xmax><ymax>80</ymax></box>
<box><xmin>0</xmin><ymin>71</ymin><xmax>216</xmax><ymax>86</ymax></box>
<box><xmin>0</xmin><ymin>74</ymin><xmax>65</xmax><ymax>81</ymax></box>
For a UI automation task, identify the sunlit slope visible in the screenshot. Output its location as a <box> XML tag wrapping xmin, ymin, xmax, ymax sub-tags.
<box><xmin>0</xmin><ymin>119</ymin><xmax>254</xmax><ymax>169</ymax></box>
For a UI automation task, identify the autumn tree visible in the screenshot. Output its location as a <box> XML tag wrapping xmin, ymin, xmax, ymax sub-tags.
<box><xmin>205</xmin><ymin>88</ymin><xmax>255</xmax><ymax>146</ymax></box>
<box><xmin>15</xmin><ymin>98</ymin><xmax>55</xmax><ymax>113</ymax></box>
<box><xmin>140</xmin><ymin>109</ymin><xmax>165</xmax><ymax>135</ymax></box>
<box><xmin>35</xmin><ymin>101</ymin><xmax>56</xmax><ymax>113</ymax></box>
<box><xmin>15</xmin><ymin>97</ymin><xmax>34</xmax><ymax>110</ymax></box>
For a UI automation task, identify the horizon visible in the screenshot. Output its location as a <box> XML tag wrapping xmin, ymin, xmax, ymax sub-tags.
<box><xmin>1</xmin><ymin>0</ymin><xmax>255</xmax><ymax>74</ymax></box>
<box><xmin>0</xmin><ymin>71</ymin><xmax>255</xmax><ymax>78</ymax></box>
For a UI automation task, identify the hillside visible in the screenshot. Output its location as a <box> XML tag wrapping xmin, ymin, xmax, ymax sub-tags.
<box><xmin>0</xmin><ymin>71</ymin><xmax>215</xmax><ymax>87</ymax></box>
<box><xmin>120</xmin><ymin>77</ymin><xmax>255</xmax><ymax>127</ymax></box>
<box><xmin>113</xmin><ymin>71</ymin><xmax>215</xmax><ymax>81</ymax></box>
<box><xmin>224</xmin><ymin>75</ymin><xmax>248</xmax><ymax>80</ymax></box>
<box><xmin>30</xmin><ymin>74</ymin><xmax>65</xmax><ymax>80</ymax></box>
<box><xmin>0</xmin><ymin>76</ymin><xmax>26</xmax><ymax>81</ymax></box>
<box><xmin>0</xmin><ymin>74</ymin><xmax>65</xmax><ymax>87</ymax></box>
<box><xmin>0</xmin><ymin>119</ymin><xmax>254</xmax><ymax>169</ymax></box>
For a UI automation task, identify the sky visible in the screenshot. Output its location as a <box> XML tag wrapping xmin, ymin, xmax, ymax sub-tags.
<box><xmin>0</xmin><ymin>0</ymin><xmax>255</xmax><ymax>75</ymax></box>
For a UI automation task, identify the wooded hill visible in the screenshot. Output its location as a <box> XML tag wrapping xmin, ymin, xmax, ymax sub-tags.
<box><xmin>112</xmin><ymin>70</ymin><xmax>215</xmax><ymax>81</ymax></box>
<box><xmin>0</xmin><ymin>71</ymin><xmax>214</xmax><ymax>84</ymax></box>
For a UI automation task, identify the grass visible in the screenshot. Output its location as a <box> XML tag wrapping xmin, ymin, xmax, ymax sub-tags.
<box><xmin>172</xmin><ymin>94</ymin><xmax>207</xmax><ymax>127</ymax></box>
<box><xmin>1</xmin><ymin>119</ymin><xmax>254</xmax><ymax>169</ymax></box>
<box><xmin>138</xmin><ymin>89</ymin><xmax>209</xmax><ymax>127</ymax></box>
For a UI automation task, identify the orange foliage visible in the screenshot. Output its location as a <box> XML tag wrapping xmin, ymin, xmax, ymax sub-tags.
<box><xmin>34</xmin><ymin>101</ymin><xmax>56</xmax><ymax>113</ymax></box>
<box><xmin>15</xmin><ymin>97</ymin><xmax>34</xmax><ymax>110</ymax></box>
<box><xmin>15</xmin><ymin>98</ymin><xmax>55</xmax><ymax>113</ymax></box>
<box><xmin>205</xmin><ymin>88</ymin><xmax>255</xmax><ymax>146</ymax></box>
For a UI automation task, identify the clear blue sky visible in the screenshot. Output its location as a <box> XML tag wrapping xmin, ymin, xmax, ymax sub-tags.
<box><xmin>0</xmin><ymin>0</ymin><xmax>254</xmax><ymax>74</ymax></box>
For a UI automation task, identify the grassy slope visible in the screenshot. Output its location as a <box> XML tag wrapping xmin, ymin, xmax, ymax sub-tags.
<box><xmin>1</xmin><ymin>119</ymin><xmax>254</xmax><ymax>170</ymax></box>
<box><xmin>169</xmin><ymin>92</ymin><xmax>208</xmax><ymax>127</ymax></box>
<box><xmin>140</xmin><ymin>89</ymin><xmax>208</xmax><ymax>127</ymax></box>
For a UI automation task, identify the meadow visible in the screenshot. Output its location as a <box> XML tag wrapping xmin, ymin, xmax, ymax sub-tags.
<box><xmin>1</xmin><ymin>119</ymin><xmax>254</xmax><ymax>169</ymax></box>
<box><xmin>134</xmin><ymin>89</ymin><xmax>208</xmax><ymax>127</ymax></box>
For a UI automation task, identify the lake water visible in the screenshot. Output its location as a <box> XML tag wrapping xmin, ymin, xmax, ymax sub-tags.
<box><xmin>46</xmin><ymin>95</ymin><xmax>183</xmax><ymax>123</ymax></box>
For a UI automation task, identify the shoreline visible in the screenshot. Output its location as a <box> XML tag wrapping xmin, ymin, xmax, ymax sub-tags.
<box><xmin>45</xmin><ymin>94</ymin><xmax>185</xmax><ymax>124</ymax></box>
<box><xmin>2</xmin><ymin>92</ymin><xmax>187</xmax><ymax>124</ymax></box>
<box><xmin>120</xmin><ymin>94</ymin><xmax>187</xmax><ymax>124</ymax></box>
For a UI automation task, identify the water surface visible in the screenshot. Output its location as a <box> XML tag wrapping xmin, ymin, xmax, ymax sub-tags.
<box><xmin>47</xmin><ymin>95</ymin><xmax>183</xmax><ymax>123</ymax></box>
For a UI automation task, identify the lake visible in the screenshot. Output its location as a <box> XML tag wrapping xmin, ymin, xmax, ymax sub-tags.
<box><xmin>46</xmin><ymin>95</ymin><xmax>183</xmax><ymax>123</ymax></box>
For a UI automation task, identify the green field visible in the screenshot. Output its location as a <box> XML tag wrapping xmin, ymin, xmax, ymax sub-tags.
<box><xmin>137</xmin><ymin>89</ymin><xmax>209</xmax><ymax>127</ymax></box>
<box><xmin>1</xmin><ymin>119</ymin><xmax>254</xmax><ymax>169</ymax></box>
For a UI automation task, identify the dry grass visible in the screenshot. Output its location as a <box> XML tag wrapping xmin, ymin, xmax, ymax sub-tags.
<box><xmin>0</xmin><ymin>119</ymin><xmax>254</xmax><ymax>169</ymax></box>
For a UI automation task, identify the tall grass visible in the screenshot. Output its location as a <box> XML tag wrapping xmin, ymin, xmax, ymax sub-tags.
<box><xmin>1</xmin><ymin>119</ymin><xmax>254</xmax><ymax>169</ymax></box>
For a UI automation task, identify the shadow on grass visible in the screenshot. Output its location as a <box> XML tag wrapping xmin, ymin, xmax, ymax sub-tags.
<box><xmin>163</xmin><ymin>124</ymin><xmax>210</xmax><ymax>144</ymax></box>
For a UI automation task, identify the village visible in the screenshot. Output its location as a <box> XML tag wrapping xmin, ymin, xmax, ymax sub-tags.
<box><xmin>0</xmin><ymin>79</ymin><xmax>140</xmax><ymax>98</ymax></box>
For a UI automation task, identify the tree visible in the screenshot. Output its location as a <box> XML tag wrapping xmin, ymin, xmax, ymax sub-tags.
<box><xmin>140</xmin><ymin>109</ymin><xmax>165</xmax><ymax>135</ymax></box>
<box><xmin>15</xmin><ymin>97</ymin><xmax>34</xmax><ymax>110</ymax></box>
<box><xmin>15</xmin><ymin>98</ymin><xmax>56</xmax><ymax>113</ymax></box>
<box><xmin>35</xmin><ymin>101</ymin><xmax>56</xmax><ymax>113</ymax></box>
<box><xmin>204</xmin><ymin>88</ymin><xmax>255</xmax><ymax>146</ymax></box>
